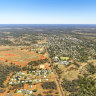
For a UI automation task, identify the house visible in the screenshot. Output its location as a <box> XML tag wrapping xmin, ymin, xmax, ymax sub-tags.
<box><xmin>44</xmin><ymin>75</ymin><xmax>46</xmax><ymax>78</ymax></box>
<box><xmin>25</xmin><ymin>80</ymin><xmax>28</xmax><ymax>83</ymax></box>
<box><xmin>9</xmin><ymin>82</ymin><xmax>13</xmax><ymax>85</ymax></box>
<box><xmin>21</xmin><ymin>81</ymin><xmax>25</xmax><ymax>83</ymax></box>
<box><xmin>30</xmin><ymin>85</ymin><xmax>32</xmax><ymax>88</ymax></box>
<box><xmin>39</xmin><ymin>79</ymin><xmax>42</xmax><ymax>82</ymax></box>
<box><xmin>10</xmin><ymin>78</ymin><xmax>14</xmax><ymax>81</ymax></box>
<box><xmin>59</xmin><ymin>61</ymin><xmax>69</xmax><ymax>66</ymax></box>
<box><xmin>54</xmin><ymin>56</ymin><xmax>59</xmax><ymax>61</ymax></box>
<box><xmin>29</xmin><ymin>80</ymin><xmax>32</xmax><ymax>83</ymax></box>
<box><xmin>18</xmin><ymin>81</ymin><xmax>20</xmax><ymax>83</ymax></box>
<box><xmin>63</xmin><ymin>61</ymin><xmax>69</xmax><ymax>65</ymax></box>
<box><xmin>17</xmin><ymin>90</ymin><xmax>22</xmax><ymax>93</ymax></box>
<box><xmin>29</xmin><ymin>90</ymin><xmax>32</xmax><ymax>94</ymax></box>
<box><xmin>46</xmin><ymin>79</ymin><xmax>48</xmax><ymax>81</ymax></box>
<box><xmin>40</xmin><ymin>65</ymin><xmax>45</xmax><ymax>69</ymax></box>
<box><xmin>59</xmin><ymin>61</ymin><xmax>64</xmax><ymax>65</ymax></box>
<box><xmin>40</xmin><ymin>48</ymin><xmax>44</xmax><ymax>53</ymax></box>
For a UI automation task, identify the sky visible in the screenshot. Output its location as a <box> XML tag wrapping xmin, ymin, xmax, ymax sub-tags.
<box><xmin>0</xmin><ymin>0</ymin><xmax>96</xmax><ymax>24</ymax></box>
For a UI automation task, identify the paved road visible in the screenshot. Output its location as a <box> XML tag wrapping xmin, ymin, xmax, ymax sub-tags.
<box><xmin>48</xmin><ymin>56</ymin><xmax>64</xmax><ymax>96</ymax></box>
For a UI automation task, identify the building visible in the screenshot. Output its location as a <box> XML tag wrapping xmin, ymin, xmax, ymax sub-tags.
<box><xmin>60</xmin><ymin>57</ymin><xmax>69</xmax><ymax>61</ymax></box>
<box><xmin>40</xmin><ymin>65</ymin><xmax>45</xmax><ymax>69</ymax></box>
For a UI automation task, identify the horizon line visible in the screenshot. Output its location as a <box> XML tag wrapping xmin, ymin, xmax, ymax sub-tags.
<box><xmin>0</xmin><ymin>23</ymin><xmax>95</xmax><ymax>25</ymax></box>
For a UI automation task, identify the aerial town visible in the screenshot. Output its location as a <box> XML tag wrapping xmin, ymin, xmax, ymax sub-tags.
<box><xmin>0</xmin><ymin>24</ymin><xmax>96</xmax><ymax>96</ymax></box>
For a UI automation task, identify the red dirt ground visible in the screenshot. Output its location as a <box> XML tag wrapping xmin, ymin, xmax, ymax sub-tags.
<box><xmin>5</xmin><ymin>54</ymin><xmax>16</xmax><ymax>56</ymax></box>
<box><xmin>0</xmin><ymin>50</ymin><xmax>45</xmax><ymax>67</ymax></box>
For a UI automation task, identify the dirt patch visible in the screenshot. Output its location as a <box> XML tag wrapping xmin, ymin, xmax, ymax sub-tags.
<box><xmin>0</xmin><ymin>50</ymin><xmax>45</xmax><ymax>67</ymax></box>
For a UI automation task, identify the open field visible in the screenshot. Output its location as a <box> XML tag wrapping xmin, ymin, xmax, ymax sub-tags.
<box><xmin>0</xmin><ymin>46</ymin><xmax>16</xmax><ymax>51</ymax></box>
<box><xmin>0</xmin><ymin>50</ymin><xmax>45</xmax><ymax>67</ymax></box>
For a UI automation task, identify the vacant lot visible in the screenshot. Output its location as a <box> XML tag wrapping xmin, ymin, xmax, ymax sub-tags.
<box><xmin>0</xmin><ymin>50</ymin><xmax>44</xmax><ymax>67</ymax></box>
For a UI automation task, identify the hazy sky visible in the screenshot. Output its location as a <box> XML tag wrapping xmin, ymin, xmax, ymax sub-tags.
<box><xmin>0</xmin><ymin>0</ymin><xmax>96</xmax><ymax>24</ymax></box>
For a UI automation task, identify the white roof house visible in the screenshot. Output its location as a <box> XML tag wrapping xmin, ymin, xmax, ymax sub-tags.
<box><xmin>46</xmin><ymin>79</ymin><xmax>48</xmax><ymax>81</ymax></box>
<box><xmin>29</xmin><ymin>90</ymin><xmax>32</xmax><ymax>94</ymax></box>
<box><xmin>17</xmin><ymin>90</ymin><xmax>22</xmax><ymax>93</ymax></box>
<box><xmin>44</xmin><ymin>75</ymin><xmax>46</xmax><ymax>78</ymax></box>
<box><xmin>30</xmin><ymin>85</ymin><xmax>32</xmax><ymax>88</ymax></box>
<box><xmin>54</xmin><ymin>56</ymin><xmax>59</xmax><ymax>61</ymax></box>
<box><xmin>21</xmin><ymin>81</ymin><xmax>25</xmax><ymax>83</ymax></box>
<box><xmin>9</xmin><ymin>82</ymin><xmax>13</xmax><ymax>85</ymax></box>
<box><xmin>40</xmin><ymin>65</ymin><xmax>45</xmax><ymax>69</ymax></box>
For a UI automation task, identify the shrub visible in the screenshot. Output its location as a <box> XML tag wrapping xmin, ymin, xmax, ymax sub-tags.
<box><xmin>41</xmin><ymin>81</ymin><xmax>57</xmax><ymax>89</ymax></box>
